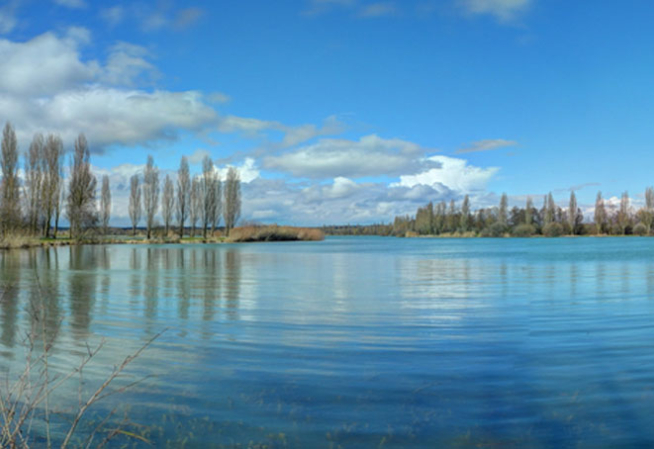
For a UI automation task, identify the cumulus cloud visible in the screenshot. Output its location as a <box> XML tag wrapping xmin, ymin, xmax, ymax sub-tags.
<box><xmin>392</xmin><ymin>155</ymin><xmax>498</xmax><ymax>193</ymax></box>
<box><xmin>216</xmin><ymin>158</ymin><xmax>260</xmax><ymax>183</ymax></box>
<box><xmin>459</xmin><ymin>0</ymin><xmax>532</xmax><ymax>22</ymax></box>
<box><xmin>240</xmin><ymin>174</ymin><xmax>462</xmax><ymax>226</ymax></box>
<box><xmin>0</xmin><ymin>28</ymin><xmax>98</xmax><ymax>95</ymax></box>
<box><xmin>264</xmin><ymin>134</ymin><xmax>428</xmax><ymax>179</ymax></box>
<box><xmin>3</xmin><ymin>87</ymin><xmax>217</xmax><ymax>152</ymax></box>
<box><xmin>0</xmin><ymin>29</ymin><xmax>336</xmax><ymax>153</ymax></box>
<box><xmin>455</xmin><ymin>138</ymin><xmax>517</xmax><ymax>154</ymax></box>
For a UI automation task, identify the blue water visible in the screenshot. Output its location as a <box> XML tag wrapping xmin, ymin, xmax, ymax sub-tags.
<box><xmin>2</xmin><ymin>237</ymin><xmax>654</xmax><ymax>447</ymax></box>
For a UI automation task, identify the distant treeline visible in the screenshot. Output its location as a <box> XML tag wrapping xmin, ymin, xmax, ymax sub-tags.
<box><xmin>0</xmin><ymin>122</ymin><xmax>242</xmax><ymax>241</ymax></box>
<box><xmin>322</xmin><ymin>224</ymin><xmax>394</xmax><ymax>236</ymax></box>
<box><xmin>393</xmin><ymin>190</ymin><xmax>654</xmax><ymax>237</ymax></box>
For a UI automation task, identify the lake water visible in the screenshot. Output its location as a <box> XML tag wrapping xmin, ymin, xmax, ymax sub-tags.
<box><xmin>2</xmin><ymin>237</ymin><xmax>654</xmax><ymax>448</ymax></box>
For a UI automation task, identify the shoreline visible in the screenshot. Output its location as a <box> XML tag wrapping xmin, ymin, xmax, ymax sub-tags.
<box><xmin>0</xmin><ymin>225</ymin><xmax>325</xmax><ymax>250</ymax></box>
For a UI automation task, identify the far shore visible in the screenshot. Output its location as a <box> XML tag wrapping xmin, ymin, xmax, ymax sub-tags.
<box><xmin>0</xmin><ymin>225</ymin><xmax>325</xmax><ymax>250</ymax></box>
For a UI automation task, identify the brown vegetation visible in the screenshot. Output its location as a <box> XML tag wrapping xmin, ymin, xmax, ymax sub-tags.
<box><xmin>226</xmin><ymin>225</ymin><xmax>324</xmax><ymax>242</ymax></box>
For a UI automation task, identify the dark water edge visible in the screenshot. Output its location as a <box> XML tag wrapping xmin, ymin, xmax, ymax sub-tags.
<box><xmin>2</xmin><ymin>237</ymin><xmax>654</xmax><ymax>448</ymax></box>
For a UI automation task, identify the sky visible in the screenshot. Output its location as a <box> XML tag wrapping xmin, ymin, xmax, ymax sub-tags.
<box><xmin>1</xmin><ymin>0</ymin><xmax>653</xmax><ymax>226</ymax></box>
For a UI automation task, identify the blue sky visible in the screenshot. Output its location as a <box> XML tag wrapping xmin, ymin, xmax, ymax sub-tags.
<box><xmin>0</xmin><ymin>0</ymin><xmax>652</xmax><ymax>225</ymax></box>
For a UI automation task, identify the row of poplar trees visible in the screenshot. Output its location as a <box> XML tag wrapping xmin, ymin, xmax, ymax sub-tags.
<box><xmin>128</xmin><ymin>154</ymin><xmax>241</xmax><ymax>239</ymax></box>
<box><xmin>396</xmin><ymin>189</ymin><xmax>654</xmax><ymax>237</ymax></box>
<box><xmin>0</xmin><ymin>122</ymin><xmax>242</xmax><ymax>240</ymax></box>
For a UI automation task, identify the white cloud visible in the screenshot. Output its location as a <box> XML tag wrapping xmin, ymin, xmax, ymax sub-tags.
<box><xmin>101</xmin><ymin>42</ymin><xmax>158</xmax><ymax>86</ymax></box>
<box><xmin>459</xmin><ymin>0</ymin><xmax>532</xmax><ymax>22</ymax></box>
<box><xmin>0</xmin><ymin>28</ymin><xmax>99</xmax><ymax>95</ymax></box>
<box><xmin>3</xmin><ymin>87</ymin><xmax>218</xmax><ymax>151</ymax></box>
<box><xmin>392</xmin><ymin>155</ymin><xmax>498</xmax><ymax>193</ymax></box>
<box><xmin>264</xmin><ymin>134</ymin><xmax>428</xmax><ymax>178</ymax></box>
<box><xmin>216</xmin><ymin>158</ymin><xmax>260</xmax><ymax>183</ymax></box>
<box><xmin>456</xmin><ymin>138</ymin><xmax>517</xmax><ymax>154</ymax></box>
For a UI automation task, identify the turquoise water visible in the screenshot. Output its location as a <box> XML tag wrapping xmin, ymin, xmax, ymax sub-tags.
<box><xmin>2</xmin><ymin>237</ymin><xmax>654</xmax><ymax>447</ymax></box>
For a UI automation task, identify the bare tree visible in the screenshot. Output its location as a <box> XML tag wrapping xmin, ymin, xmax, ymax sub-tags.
<box><xmin>594</xmin><ymin>191</ymin><xmax>606</xmax><ymax>235</ymax></box>
<box><xmin>460</xmin><ymin>194</ymin><xmax>470</xmax><ymax>232</ymax></box>
<box><xmin>638</xmin><ymin>187</ymin><xmax>654</xmax><ymax>235</ymax></box>
<box><xmin>162</xmin><ymin>174</ymin><xmax>175</xmax><ymax>236</ymax></box>
<box><xmin>498</xmin><ymin>193</ymin><xmax>508</xmax><ymax>226</ymax></box>
<box><xmin>41</xmin><ymin>134</ymin><xmax>64</xmax><ymax>238</ymax></box>
<box><xmin>568</xmin><ymin>191</ymin><xmax>578</xmax><ymax>235</ymax></box>
<box><xmin>618</xmin><ymin>191</ymin><xmax>630</xmax><ymax>235</ymax></box>
<box><xmin>176</xmin><ymin>156</ymin><xmax>190</xmax><ymax>237</ymax></box>
<box><xmin>25</xmin><ymin>133</ymin><xmax>44</xmax><ymax>235</ymax></box>
<box><xmin>129</xmin><ymin>174</ymin><xmax>141</xmax><ymax>236</ymax></box>
<box><xmin>201</xmin><ymin>156</ymin><xmax>214</xmax><ymax>238</ymax></box>
<box><xmin>223</xmin><ymin>167</ymin><xmax>241</xmax><ymax>235</ymax></box>
<box><xmin>54</xmin><ymin>183</ymin><xmax>64</xmax><ymax>239</ymax></box>
<box><xmin>100</xmin><ymin>175</ymin><xmax>111</xmax><ymax>235</ymax></box>
<box><xmin>142</xmin><ymin>155</ymin><xmax>159</xmax><ymax>239</ymax></box>
<box><xmin>190</xmin><ymin>175</ymin><xmax>201</xmax><ymax>238</ymax></box>
<box><xmin>1</xmin><ymin>122</ymin><xmax>20</xmax><ymax>235</ymax></box>
<box><xmin>525</xmin><ymin>197</ymin><xmax>533</xmax><ymax>225</ymax></box>
<box><xmin>66</xmin><ymin>134</ymin><xmax>97</xmax><ymax>240</ymax></box>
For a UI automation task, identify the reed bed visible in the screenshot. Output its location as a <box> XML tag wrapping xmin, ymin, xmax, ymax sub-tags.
<box><xmin>226</xmin><ymin>225</ymin><xmax>325</xmax><ymax>243</ymax></box>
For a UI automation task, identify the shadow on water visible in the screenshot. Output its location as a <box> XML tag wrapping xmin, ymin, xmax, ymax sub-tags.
<box><xmin>68</xmin><ymin>246</ymin><xmax>97</xmax><ymax>339</ymax></box>
<box><xmin>0</xmin><ymin>251</ymin><xmax>20</xmax><ymax>349</ymax></box>
<box><xmin>224</xmin><ymin>248</ymin><xmax>241</xmax><ymax>321</ymax></box>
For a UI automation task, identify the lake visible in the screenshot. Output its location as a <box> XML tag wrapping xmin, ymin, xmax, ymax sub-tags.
<box><xmin>2</xmin><ymin>236</ymin><xmax>654</xmax><ymax>448</ymax></box>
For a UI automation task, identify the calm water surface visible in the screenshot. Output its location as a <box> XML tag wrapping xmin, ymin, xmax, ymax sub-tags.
<box><xmin>2</xmin><ymin>237</ymin><xmax>654</xmax><ymax>448</ymax></box>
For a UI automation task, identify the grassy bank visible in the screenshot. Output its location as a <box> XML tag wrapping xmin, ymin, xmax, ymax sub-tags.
<box><xmin>0</xmin><ymin>226</ymin><xmax>324</xmax><ymax>250</ymax></box>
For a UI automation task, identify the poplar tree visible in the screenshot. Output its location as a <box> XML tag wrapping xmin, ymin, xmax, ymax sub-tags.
<box><xmin>498</xmin><ymin>193</ymin><xmax>508</xmax><ymax>226</ymax></box>
<box><xmin>41</xmin><ymin>135</ymin><xmax>64</xmax><ymax>238</ymax></box>
<box><xmin>162</xmin><ymin>174</ymin><xmax>175</xmax><ymax>236</ymax></box>
<box><xmin>66</xmin><ymin>134</ymin><xmax>97</xmax><ymax>240</ymax></box>
<box><xmin>176</xmin><ymin>156</ymin><xmax>190</xmax><ymax>237</ymax></box>
<box><xmin>639</xmin><ymin>187</ymin><xmax>654</xmax><ymax>235</ymax></box>
<box><xmin>201</xmin><ymin>155</ymin><xmax>216</xmax><ymax>238</ymax></box>
<box><xmin>594</xmin><ymin>191</ymin><xmax>606</xmax><ymax>235</ymax></box>
<box><xmin>25</xmin><ymin>133</ymin><xmax>44</xmax><ymax>235</ymax></box>
<box><xmin>568</xmin><ymin>191</ymin><xmax>578</xmax><ymax>235</ymax></box>
<box><xmin>525</xmin><ymin>197</ymin><xmax>533</xmax><ymax>225</ymax></box>
<box><xmin>142</xmin><ymin>155</ymin><xmax>159</xmax><ymax>239</ymax></box>
<box><xmin>129</xmin><ymin>174</ymin><xmax>141</xmax><ymax>236</ymax></box>
<box><xmin>1</xmin><ymin>122</ymin><xmax>20</xmax><ymax>235</ymax></box>
<box><xmin>460</xmin><ymin>195</ymin><xmax>470</xmax><ymax>232</ymax></box>
<box><xmin>100</xmin><ymin>175</ymin><xmax>111</xmax><ymax>235</ymax></box>
<box><xmin>618</xmin><ymin>191</ymin><xmax>630</xmax><ymax>235</ymax></box>
<box><xmin>223</xmin><ymin>167</ymin><xmax>241</xmax><ymax>235</ymax></box>
<box><xmin>190</xmin><ymin>176</ymin><xmax>201</xmax><ymax>238</ymax></box>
